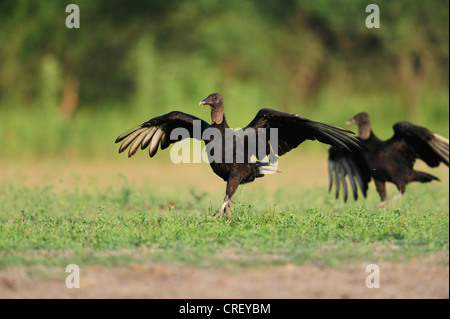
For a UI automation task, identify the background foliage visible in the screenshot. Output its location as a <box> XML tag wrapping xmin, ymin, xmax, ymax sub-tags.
<box><xmin>0</xmin><ymin>0</ymin><xmax>448</xmax><ymax>159</ymax></box>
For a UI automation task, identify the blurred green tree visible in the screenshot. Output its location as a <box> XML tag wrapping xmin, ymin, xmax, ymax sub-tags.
<box><xmin>0</xmin><ymin>0</ymin><xmax>447</xmax><ymax>118</ymax></box>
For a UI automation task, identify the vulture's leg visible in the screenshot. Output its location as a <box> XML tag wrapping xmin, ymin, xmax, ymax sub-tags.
<box><xmin>390</xmin><ymin>192</ymin><xmax>404</xmax><ymax>202</ymax></box>
<box><xmin>373</xmin><ymin>178</ymin><xmax>386</xmax><ymax>207</ymax></box>
<box><xmin>213</xmin><ymin>175</ymin><xmax>240</xmax><ymax>219</ymax></box>
<box><xmin>374</xmin><ymin>179</ymin><xmax>386</xmax><ymax>201</ymax></box>
<box><xmin>213</xmin><ymin>196</ymin><xmax>230</xmax><ymax>218</ymax></box>
<box><xmin>378</xmin><ymin>192</ymin><xmax>405</xmax><ymax>208</ymax></box>
<box><xmin>374</xmin><ymin>179</ymin><xmax>388</xmax><ymax>208</ymax></box>
<box><xmin>213</xmin><ymin>195</ymin><xmax>234</xmax><ymax>219</ymax></box>
<box><xmin>394</xmin><ymin>183</ymin><xmax>406</xmax><ymax>200</ymax></box>
<box><xmin>377</xmin><ymin>181</ymin><xmax>406</xmax><ymax>208</ymax></box>
<box><xmin>384</xmin><ymin>183</ymin><xmax>406</xmax><ymax>205</ymax></box>
<box><xmin>225</xmin><ymin>198</ymin><xmax>235</xmax><ymax>218</ymax></box>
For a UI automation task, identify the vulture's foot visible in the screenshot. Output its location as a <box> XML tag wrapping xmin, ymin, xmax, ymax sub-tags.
<box><xmin>377</xmin><ymin>193</ymin><xmax>404</xmax><ymax>208</ymax></box>
<box><xmin>213</xmin><ymin>210</ymin><xmax>224</xmax><ymax>218</ymax></box>
<box><xmin>213</xmin><ymin>197</ymin><xmax>235</xmax><ymax>219</ymax></box>
<box><xmin>377</xmin><ymin>200</ymin><xmax>388</xmax><ymax>208</ymax></box>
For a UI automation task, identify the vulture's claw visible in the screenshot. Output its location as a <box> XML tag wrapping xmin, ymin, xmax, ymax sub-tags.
<box><xmin>213</xmin><ymin>197</ymin><xmax>235</xmax><ymax>219</ymax></box>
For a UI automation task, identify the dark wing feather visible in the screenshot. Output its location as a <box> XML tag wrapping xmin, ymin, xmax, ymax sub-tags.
<box><xmin>391</xmin><ymin>122</ymin><xmax>449</xmax><ymax>167</ymax></box>
<box><xmin>244</xmin><ymin>108</ymin><xmax>360</xmax><ymax>158</ymax></box>
<box><xmin>115</xmin><ymin>111</ymin><xmax>211</xmax><ymax>158</ymax></box>
<box><xmin>328</xmin><ymin>143</ymin><xmax>371</xmax><ymax>202</ymax></box>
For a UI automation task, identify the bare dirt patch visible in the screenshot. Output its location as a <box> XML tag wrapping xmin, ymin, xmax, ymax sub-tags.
<box><xmin>0</xmin><ymin>260</ymin><xmax>448</xmax><ymax>299</ymax></box>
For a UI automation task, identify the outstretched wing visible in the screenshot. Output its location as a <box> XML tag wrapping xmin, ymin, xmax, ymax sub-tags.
<box><xmin>244</xmin><ymin>108</ymin><xmax>360</xmax><ymax>158</ymax></box>
<box><xmin>115</xmin><ymin>111</ymin><xmax>210</xmax><ymax>158</ymax></box>
<box><xmin>328</xmin><ymin>143</ymin><xmax>371</xmax><ymax>202</ymax></box>
<box><xmin>391</xmin><ymin>122</ymin><xmax>449</xmax><ymax>168</ymax></box>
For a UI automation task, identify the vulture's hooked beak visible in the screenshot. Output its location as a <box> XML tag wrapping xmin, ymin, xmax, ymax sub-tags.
<box><xmin>345</xmin><ymin>119</ymin><xmax>355</xmax><ymax>126</ymax></box>
<box><xmin>199</xmin><ymin>100</ymin><xmax>206</xmax><ymax>107</ymax></box>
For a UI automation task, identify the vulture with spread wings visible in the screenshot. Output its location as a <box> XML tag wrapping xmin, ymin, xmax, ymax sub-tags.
<box><xmin>328</xmin><ymin>112</ymin><xmax>449</xmax><ymax>206</ymax></box>
<box><xmin>116</xmin><ymin>93</ymin><xmax>359</xmax><ymax>218</ymax></box>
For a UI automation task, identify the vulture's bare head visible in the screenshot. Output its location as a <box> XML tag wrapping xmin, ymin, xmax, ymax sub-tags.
<box><xmin>199</xmin><ymin>93</ymin><xmax>224</xmax><ymax>108</ymax></box>
<box><xmin>346</xmin><ymin>112</ymin><xmax>371</xmax><ymax>139</ymax></box>
<box><xmin>199</xmin><ymin>93</ymin><xmax>225</xmax><ymax>124</ymax></box>
<box><xmin>346</xmin><ymin>112</ymin><xmax>371</xmax><ymax>127</ymax></box>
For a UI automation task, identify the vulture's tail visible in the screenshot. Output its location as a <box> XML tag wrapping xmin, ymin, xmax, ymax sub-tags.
<box><xmin>255</xmin><ymin>160</ymin><xmax>280</xmax><ymax>177</ymax></box>
<box><xmin>412</xmin><ymin>170</ymin><xmax>440</xmax><ymax>183</ymax></box>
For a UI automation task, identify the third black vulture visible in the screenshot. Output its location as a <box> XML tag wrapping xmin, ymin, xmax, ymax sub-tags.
<box><xmin>116</xmin><ymin>93</ymin><xmax>360</xmax><ymax>218</ymax></box>
<box><xmin>328</xmin><ymin>112</ymin><xmax>449</xmax><ymax>206</ymax></box>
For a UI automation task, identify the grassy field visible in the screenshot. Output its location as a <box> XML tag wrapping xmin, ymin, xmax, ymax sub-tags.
<box><xmin>1</xmin><ymin>1</ymin><xmax>448</xmax><ymax>298</ymax></box>
<box><xmin>1</xmin><ymin>158</ymin><xmax>448</xmax><ymax>270</ymax></box>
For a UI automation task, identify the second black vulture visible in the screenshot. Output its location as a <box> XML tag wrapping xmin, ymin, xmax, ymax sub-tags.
<box><xmin>116</xmin><ymin>93</ymin><xmax>360</xmax><ymax>218</ymax></box>
<box><xmin>328</xmin><ymin>112</ymin><xmax>449</xmax><ymax>206</ymax></box>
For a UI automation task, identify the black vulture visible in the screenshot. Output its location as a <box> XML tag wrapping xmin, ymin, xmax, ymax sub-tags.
<box><xmin>328</xmin><ymin>112</ymin><xmax>449</xmax><ymax>206</ymax></box>
<box><xmin>116</xmin><ymin>93</ymin><xmax>360</xmax><ymax>218</ymax></box>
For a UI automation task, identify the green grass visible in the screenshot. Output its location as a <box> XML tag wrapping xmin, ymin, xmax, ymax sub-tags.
<box><xmin>0</xmin><ymin>178</ymin><xmax>448</xmax><ymax>268</ymax></box>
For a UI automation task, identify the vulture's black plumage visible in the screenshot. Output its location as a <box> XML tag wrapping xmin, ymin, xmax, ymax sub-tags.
<box><xmin>328</xmin><ymin>112</ymin><xmax>449</xmax><ymax>206</ymax></box>
<box><xmin>116</xmin><ymin>93</ymin><xmax>360</xmax><ymax>218</ymax></box>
